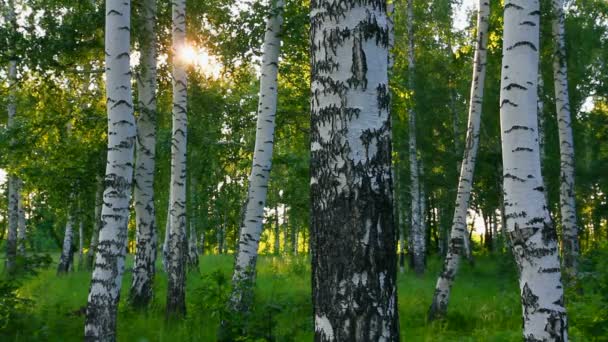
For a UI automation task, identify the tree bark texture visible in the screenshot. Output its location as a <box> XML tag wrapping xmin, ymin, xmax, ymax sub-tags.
<box><xmin>500</xmin><ymin>1</ymin><xmax>568</xmax><ymax>339</ymax></box>
<box><xmin>58</xmin><ymin>215</ymin><xmax>75</xmax><ymax>274</ymax></box>
<box><xmin>130</xmin><ymin>0</ymin><xmax>158</xmax><ymax>309</ymax></box>
<box><xmin>84</xmin><ymin>0</ymin><xmax>136</xmax><ymax>339</ymax></box>
<box><xmin>406</xmin><ymin>0</ymin><xmax>424</xmax><ymax>276</ymax></box>
<box><xmin>228</xmin><ymin>0</ymin><xmax>283</xmax><ymax>314</ymax></box>
<box><xmin>552</xmin><ymin>0</ymin><xmax>579</xmax><ymax>279</ymax></box>
<box><xmin>428</xmin><ymin>0</ymin><xmax>489</xmax><ymax>321</ymax></box>
<box><xmin>166</xmin><ymin>0</ymin><xmax>188</xmax><ymax>319</ymax></box>
<box><xmin>310</xmin><ymin>0</ymin><xmax>399</xmax><ymax>340</ymax></box>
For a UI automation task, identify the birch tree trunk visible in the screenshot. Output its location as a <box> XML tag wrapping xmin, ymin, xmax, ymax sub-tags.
<box><xmin>552</xmin><ymin>0</ymin><xmax>579</xmax><ymax>279</ymax></box>
<box><xmin>5</xmin><ymin>0</ymin><xmax>19</xmax><ymax>275</ymax></box>
<box><xmin>187</xmin><ymin>221</ymin><xmax>199</xmax><ymax>270</ymax></box>
<box><xmin>406</xmin><ymin>0</ymin><xmax>424</xmax><ymax>276</ymax></box>
<box><xmin>310</xmin><ymin>0</ymin><xmax>399</xmax><ymax>340</ymax></box>
<box><xmin>162</xmin><ymin>202</ymin><xmax>170</xmax><ymax>271</ymax></box>
<box><xmin>129</xmin><ymin>0</ymin><xmax>158</xmax><ymax>309</ymax></box>
<box><xmin>227</xmin><ymin>0</ymin><xmax>283</xmax><ymax>316</ymax></box>
<box><xmin>78</xmin><ymin>220</ymin><xmax>84</xmax><ymax>269</ymax></box>
<box><xmin>58</xmin><ymin>214</ymin><xmax>75</xmax><ymax>274</ymax></box>
<box><xmin>500</xmin><ymin>1</ymin><xmax>568</xmax><ymax>339</ymax></box>
<box><xmin>428</xmin><ymin>0</ymin><xmax>489</xmax><ymax>321</ymax></box>
<box><xmin>17</xmin><ymin>187</ymin><xmax>26</xmax><ymax>256</ymax></box>
<box><xmin>88</xmin><ymin>175</ymin><xmax>104</xmax><ymax>269</ymax></box>
<box><xmin>84</xmin><ymin>0</ymin><xmax>136</xmax><ymax>338</ymax></box>
<box><xmin>166</xmin><ymin>0</ymin><xmax>188</xmax><ymax>319</ymax></box>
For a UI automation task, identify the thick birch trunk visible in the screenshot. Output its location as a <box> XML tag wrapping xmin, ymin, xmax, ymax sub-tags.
<box><xmin>552</xmin><ymin>0</ymin><xmax>579</xmax><ymax>279</ymax></box>
<box><xmin>88</xmin><ymin>175</ymin><xmax>104</xmax><ymax>269</ymax></box>
<box><xmin>406</xmin><ymin>0</ymin><xmax>424</xmax><ymax>276</ymax></box>
<box><xmin>166</xmin><ymin>0</ymin><xmax>188</xmax><ymax>319</ymax></box>
<box><xmin>310</xmin><ymin>0</ymin><xmax>399</xmax><ymax>340</ymax></box>
<box><xmin>17</xmin><ymin>187</ymin><xmax>26</xmax><ymax>256</ymax></box>
<box><xmin>58</xmin><ymin>215</ymin><xmax>75</xmax><ymax>274</ymax></box>
<box><xmin>129</xmin><ymin>0</ymin><xmax>158</xmax><ymax>309</ymax></box>
<box><xmin>500</xmin><ymin>1</ymin><xmax>568</xmax><ymax>339</ymax></box>
<box><xmin>227</xmin><ymin>0</ymin><xmax>283</xmax><ymax>315</ymax></box>
<box><xmin>84</xmin><ymin>0</ymin><xmax>136</xmax><ymax>339</ymax></box>
<box><xmin>5</xmin><ymin>0</ymin><xmax>19</xmax><ymax>275</ymax></box>
<box><xmin>428</xmin><ymin>0</ymin><xmax>489</xmax><ymax>321</ymax></box>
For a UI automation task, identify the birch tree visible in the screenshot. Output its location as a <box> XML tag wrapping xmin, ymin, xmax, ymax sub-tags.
<box><xmin>4</xmin><ymin>0</ymin><xmax>20</xmax><ymax>275</ymax></box>
<box><xmin>552</xmin><ymin>0</ymin><xmax>579</xmax><ymax>278</ymax></box>
<box><xmin>84</xmin><ymin>0</ymin><xmax>136</xmax><ymax>338</ymax></box>
<box><xmin>500</xmin><ymin>0</ymin><xmax>568</xmax><ymax>339</ymax></box>
<box><xmin>406</xmin><ymin>0</ymin><xmax>424</xmax><ymax>275</ymax></box>
<box><xmin>310</xmin><ymin>0</ymin><xmax>399</xmax><ymax>340</ymax></box>
<box><xmin>17</xmin><ymin>188</ymin><xmax>27</xmax><ymax>256</ymax></box>
<box><xmin>227</xmin><ymin>0</ymin><xmax>283</xmax><ymax>315</ymax></box>
<box><xmin>87</xmin><ymin>175</ymin><xmax>104</xmax><ymax>269</ymax></box>
<box><xmin>129</xmin><ymin>0</ymin><xmax>158</xmax><ymax>309</ymax></box>
<box><xmin>428</xmin><ymin>0</ymin><xmax>490</xmax><ymax>321</ymax></box>
<box><xmin>57</xmin><ymin>214</ymin><xmax>75</xmax><ymax>274</ymax></box>
<box><xmin>166</xmin><ymin>0</ymin><xmax>188</xmax><ymax>318</ymax></box>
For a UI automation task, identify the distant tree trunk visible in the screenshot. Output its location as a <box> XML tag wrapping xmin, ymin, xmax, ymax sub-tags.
<box><xmin>58</xmin><ymin>215</ymin><xmax>75</xmax><ymax>275</ymax></box>
<box><xmin>428</xmin><ymin>0</ymin><xmax>489</xmax><ymax>321</ymax></box>
<box><xmin>227</xmin><ymin>0</ymin><xmax>283</xmax><ymax>317</ymax></box>
<box><xmin>274</xmin><ymin>203</ymin><xmax>280</xmax><ymax>254</ymax></box>
<box><xmin>84</xmin><ymin>0</ymin><xmax>136</xmax><ymax>339</ymax></box>
<box><xmin>130</xmin><ymin>0</ymin><xmax>158</xmax><ymax>309</ymax></box>
<box><xmin>406</xmin><ymin>0</ymin><xmax>424</xmax><ymax>276</ymax></box>
<box><xmin>552</xmin><ymin>0</ymin><xmax>579</xmax><ymax>279</ymax></box>
<box><xmin>500</xmin><ymin>1</ymin><xmax>568</xmax><ymax>339</ymax></box>
<box><xmin>166</xmin><ymin>0</ymin><xmax>188</xmax><ymax>319</ymax></box>
<box><xmin>162</xmin><ymin>203</ymin><xmax>170</xmax><ymax>271</ymax></box>
<box><xmin>78</xmin><ymin>220</ymin><xmax>84</xmax><ymax>269</ymax></box>
<box><xmin>188</xmin><ymin>220</ymin><xmax>199</xmax><ymax>270</ymax></box>
<box><xmin>217</xmin><ymin>218</ymin><xmax>224</xmax><ymax>254</ymax></box>
<box><xmin>310</xmin><ymin>0</ymin><xmax>399</xmax><ymax>340</ymax></box>
<box><xmin>419</xmin><ymin>161</ymin><xmax>427</xmax><ymax>267</ymax></box>
<box><xmin>87</xmin><ymin>175</ymin><xmax>104</xmax><ymax>269</ymax></box>
<box><xmin>5</xmin><ymin>0</ymin><xmax>19</xmax><ymax>275</ymax></box>
<box><xmin>17</xmin><ymin>187</ymin><xmax>26</xmax><ymax>256</ymax></box>
<box><xmin>400</xmin><ymin>203</ymin><xmax>408</xmax><ymax>273</ymax></box>
<box><xmin>199</xmin><ymin>230</ymin><xmax>205</xmax><ymax>255</ymax></box>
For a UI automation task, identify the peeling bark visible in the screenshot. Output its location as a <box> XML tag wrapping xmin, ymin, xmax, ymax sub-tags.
<box><xmin>227</xmin><ymin>0</ymin><xmax>284</xmax><ymax>316</ymax></box>
<box><xmin>166</xmin><ymin>0</ymin><xmax>188</xmax><ymax>319</ymax></box>
<box><xmin>84</xmin><ymin>0</ymin><xmax>136</xmax><ymax>339</ymax></box>
<box><xmin>310</xmin><ymin>0</ymin><xmax>399</xmax><ymax>340</ymax></box>
<box><xmin>552</xmin><ymin>0</ymin><xmax>579</xmax><ymax>279</ymax></box>
<box><xmin>129</xmin><ymin>0</ymin><xmax>158</xmax><ymax>309</ymax></box>
<box><xmin>500</xmin><ymin>1</ymin><xmax>568</xmax><ymax>339</ymax></box>
<box><xmin>428</xmin><ymin>0</ymin><xmax>489</xmax><ymax>321</ymax></box>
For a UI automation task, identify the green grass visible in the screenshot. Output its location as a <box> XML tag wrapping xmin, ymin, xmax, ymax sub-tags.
<box><xmin>2</xmin><ymin>253</ymin><xmax>602</xmax><ymax>341</ymax></box>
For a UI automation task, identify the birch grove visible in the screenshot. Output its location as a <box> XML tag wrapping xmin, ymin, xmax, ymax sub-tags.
<box><xmin>57</xmin><ymin>214</ymin><xmax>74</xmax><ymax>274</ymax></box>
<box><xmin>500</xmin><ymin>0</ymin><xmax>568</xmax><ymax>339</ymax></box>
<box><xmin>84</xmin><ymin>0</ymin><xmax>136</xmax><ymax>338</ymax></box>
<box><xmin>310</xmin><ymin>0</ymin><xmax>399</xmax><ymax>339</ymax></box>
<box><xmin>166</xmin><ymin>0</ymin><xmax>188</xmax><ymax>318</ymax></box>
<box><xmin>428</xmin><ymin>0</ymin><xmax>490</xmax><ymax>321</ymax></box>
<box><xmin>130</xmin><ymin>0</ymin><xmax>159</xmax><ymax>309</ymax></box>
<box><xmin>228</xmin><ymin>0</ymin><xmax>284</xmax><ymax>315</ymax></box>
<box><xmin>552</xmin><ymin>0</ymin><xmax>580</xmax><ymax>278</ymax></box>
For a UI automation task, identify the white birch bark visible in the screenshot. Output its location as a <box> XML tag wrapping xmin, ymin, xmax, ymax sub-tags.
<box><xmin>428</xmin><ymin>0</ymin><xmax>489</xmax><ymax>320</ymax></box>
<box><xmin>500</xmin><ymin>1</ymin><xmax>568</xmax><ymax>339</ymax></box>
<box><xmin>310</xmin><ymin>0</ymin><xmax>399</xmax><ymax>339</ymax></box>
<box><xmin>406</xmin><ymin>0</ymin><xmax>424</xmax><ymax>275</ymax></box>
<box><xmin>5</xmin><ymin>0</ymin><xmax>20</xmax><ymax>275</ymax></box>
<box><xmin>78</xmin><ymin>220</ymin><xmax>84</xmax><ymax>269</ymax></box>
<box><xmin>166</xmin><ymin>0</ymin><xmax>188</xmax><ymax>318</ymax></box>
<box><xmin>228</xmin><ymin>0</ymin><xmax>284</xmax><ymax>315</ymax></box>
<box><xmin>17</xmin><ymin>186</ymin><xmax>26</xmax><ymax>256</ymax></box>
<box><xmin>57</xmin><ymin>214</ymin><xmax>75</xmax><ymax>274</ymax></box>
<box><xmin>187</xmin><ymin>221</ymin><xmax>199</xmax><ymax>269</ymax></box>
<box><xmin>552</xmin><ymin>0</ymin><xmax>579</xmax><ymax>278</ymax></box>
<box><xmin>84</xmin><ymin>0</ymin><xmax>136</xmax><ymax>339</ymax></box>
<box><xmin>88</xmin><ymin>175</ymin><xmax>104</xmax><ymax>269</ymax></box>
<box><xmin>130</xmin><ymin>0</ymin><xmax>158</xmax><ymax>308</ymax></box>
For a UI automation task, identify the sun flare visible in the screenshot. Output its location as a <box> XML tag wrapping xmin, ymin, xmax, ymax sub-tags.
<box><xmin>177</xmin><ymin>43</ymin><xmax>222</xmax><ymax>78</ymax></box>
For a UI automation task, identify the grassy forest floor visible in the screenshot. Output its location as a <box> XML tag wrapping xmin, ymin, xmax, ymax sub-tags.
<box><xmin>2</xmin><ymin>250</ymin><xmax>607</xmax><ymax>341</ymax></box>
